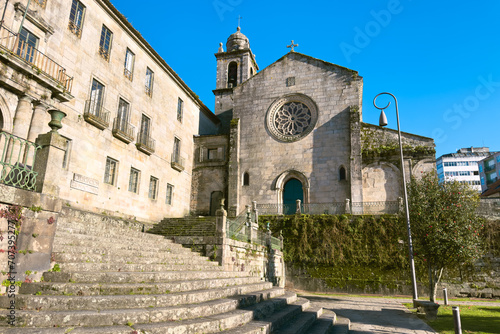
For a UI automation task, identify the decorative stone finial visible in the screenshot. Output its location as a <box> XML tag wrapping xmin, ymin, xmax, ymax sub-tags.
<box><xmin>47</xmin><ymin>109</ymin><xmax>67</xmax><ymax>134</ymax></box>
<box><xmin>287</xmin><ymin>40</ymin><xmax>298</xmax><ymax>52</ymax></box>
<box><xmin>218</xmin><ymin>42</ymin><xmax>224</xmax><ymax>53</ymax></box>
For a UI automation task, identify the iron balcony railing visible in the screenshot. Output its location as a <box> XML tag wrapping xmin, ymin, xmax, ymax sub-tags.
<box><xmin>171</xmin><ymin>154</ymin><xmax>185</xmax><ymax>171</ymax></box>
<box><xmin>84</xmin><ymin>99</ymin><xmax>110</xmax><ymax>129</ymax></box>
<box><xmin>136</xmin><ymin>132</ymin><xmax>155</xmax><ymax>154</ymax></box>
<box><xmin>0</xmin><ymin>25</ymin><xmax>73</xmax><ymax>93</ymax></box>
<box><xmin>68</xmin><ymin>20</ymin><xmax>83</xmax><ymax>38</ymax></box>
<box><xmin>0</xmin><ymin>132</ymin><xmax>40</xmax><ymax>191</ymax></box>
<box><xmin>112</xmin><ymin>117</ymin><xmax>135</xmax><ymax>143</ymax></box>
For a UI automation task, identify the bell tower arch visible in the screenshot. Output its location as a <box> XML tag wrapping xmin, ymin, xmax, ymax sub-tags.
<box><xmin>213</xmin><ymin>27</ymin><xmax>258</xmax><ymax>132</ymax></box>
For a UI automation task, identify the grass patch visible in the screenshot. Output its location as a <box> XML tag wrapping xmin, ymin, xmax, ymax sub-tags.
<box><xmin>404</xmin><ymin>303</ymin><xmax>500</xmax><ymax>334</ymax></box>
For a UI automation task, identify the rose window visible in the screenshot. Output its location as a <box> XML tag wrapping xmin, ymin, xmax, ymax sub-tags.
<box><xmin>274</xmin><ymin>102</ymin><xmax>312</xmax><ymax>136</ymax></box>
<box><xmin>266</xmin><ymin>95</ymin><xmax>318</xmax><ymax>142</ymax></box>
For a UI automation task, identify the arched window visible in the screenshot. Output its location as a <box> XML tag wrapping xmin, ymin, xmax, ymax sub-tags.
<box><xmin>339</xmin><ymin>166</ymin><xmax>346</xmax><ymax>181</ymax></box>
<box><xmin>228</xmin><ymin>62</ymin><xmax>238</xmax><ymax>88</ymax></box>
<box><xmin>243</xmin><ymin>172</ymin><xmax>250</xmax><ymax>186</ymax></box>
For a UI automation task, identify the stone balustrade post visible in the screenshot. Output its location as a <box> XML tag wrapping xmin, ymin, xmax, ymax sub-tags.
<box><xmin>33</xmin><ymin>109</ymin><xmax>67</xmax><ymax>197</ymax></box>
<box><xmin>215</xmin><ymin>198</ymin><xmax>227</xmax><ymax>266</ymax></box>
<box><xmin>345</xmin><ymin>199</ymin><xmax>351</xmax><ymax>214</ymax></box>
<box><xmin>296</xmin><ymin>199</ymin><xmax>301</xmax><ymax>214</ymax></box>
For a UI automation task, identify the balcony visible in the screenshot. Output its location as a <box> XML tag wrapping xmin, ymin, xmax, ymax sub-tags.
<box><xmin>84</xmin><ymin>100</ymin><xmax>110</xmax><ymax>130</ymax></box>
<box><xmin>112</xmin><ymin>117</ymin><xmax>135</xmax><ymax>143</ymax></box>
<box><xmin>0</xmin><ymin>26</ymin><xmax>73</xmax><ymax>94</ymax></box>
<box><xmin>171</xmin><ymin>154</ymin><xmax>185</xmax><ymax>172</ymax></box>
<box><xmin>485</xmin><ymin>161</ymin><xmax>496</xmax><ymax>172</ymax></box>
<box><xmin>136</xmin><ymin>132</ymin><xmax>155</xmax><ymax>155</ymax></box>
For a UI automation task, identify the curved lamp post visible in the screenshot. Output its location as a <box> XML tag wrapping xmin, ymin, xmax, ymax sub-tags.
<box><xmin>373</xmin><ymin>92</ymin><xmax>418</xmax><ymax>301</ymax></box>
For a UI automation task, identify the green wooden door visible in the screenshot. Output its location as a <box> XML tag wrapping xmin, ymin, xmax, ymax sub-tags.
<box><xmin>283</xmin><ymin>178</ymin><xmax>303</xmax><ymax>214</ymax></box>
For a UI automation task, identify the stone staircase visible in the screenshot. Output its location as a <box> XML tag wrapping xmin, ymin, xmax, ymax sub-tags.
<box><xmin>148</xmin><ymin>216</ymin><xmax>217</xmax><ymax>236</ymax></box>
<box><xmin>0</xmin><ymin>208</ymin><xmax>348</xmax><ymax>333</ymax></box>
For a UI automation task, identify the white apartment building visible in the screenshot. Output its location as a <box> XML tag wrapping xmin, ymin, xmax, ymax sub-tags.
<box><xmin>436</xmin><ymin>147</ymin><xmax>493</xmax><ymax>192</ymax></box>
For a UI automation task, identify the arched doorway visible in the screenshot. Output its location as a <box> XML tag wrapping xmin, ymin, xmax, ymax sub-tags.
<box><xmin>283</xmin><ymin>178</ymin><xmax>303</xmax><ymax>214</ymax></box>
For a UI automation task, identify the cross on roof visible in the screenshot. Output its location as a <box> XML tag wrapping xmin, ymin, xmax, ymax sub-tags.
<box><xmin>287</xmin><ymin>40</ymin><xmax>298</xmax><ymax>52</ymax></box>
<box><xmin>238</xmin><ymin>15</ymin><xmax>243</xmax><ymax>28</ymax></box>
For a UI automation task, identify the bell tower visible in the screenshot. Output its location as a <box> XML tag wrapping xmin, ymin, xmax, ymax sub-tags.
<box><xmin>213</xmin><ymin>27</ymin><xmax>258</xmax><ymax>133</ymax></box>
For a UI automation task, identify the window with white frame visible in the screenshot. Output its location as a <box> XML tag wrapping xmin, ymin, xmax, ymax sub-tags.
<box><xmin>166</xmin><ymin>184</ymin><xmax>174</xmax><ymax>205</ymax></box>
<box><xmin>173</xmin><ymin>137</ymin><xmax>181</xmax><ymax>163</ymax></box>
<box><xmin>116</xmin><ymin>98</ymin><xmax>130</xmax><ymax>132</ymax></box>
<box><xmin>104</xmin><ymin>157</ymin><xmax>118</xmax><ymax>186</ymax></box>
<box><xmin>68</xmin><ymin>0</ymin><xmax>85</xmax><ymax>37</ymax></box>
<box><xmin>128</xmin><ymin>167</ymin><xmax>140</xmax><ymax>193</ymax></box>
<box><xmin>149</xmin><ymin>176</ymin><xmax>159</xmax><ymax>200</ymax></box>
<box><xmin>124</xmin><ymin>48</ymin><xmax>135</xmax><ymax>80</ymax></box>
<box><xmin>89</xmin><ymin>79</ymin><xmax>105</xmax><ymax>116</ymax></box>
<box><xmin>17</xmin><ymin>27</ymin><xmax>38</xmax><ymax>63</ymax></box>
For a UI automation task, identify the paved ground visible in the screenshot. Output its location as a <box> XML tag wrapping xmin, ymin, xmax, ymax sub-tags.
<box><xmin>299</xmin><ymin>293</ymin><xmax>438</xmax><ymax>334</ymax></box>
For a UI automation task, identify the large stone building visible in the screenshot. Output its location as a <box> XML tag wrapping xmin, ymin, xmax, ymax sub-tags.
<box><xmin>0</xmin><ymin>0</ymin><xmax>435</xmax><ymax>222</ymax></box>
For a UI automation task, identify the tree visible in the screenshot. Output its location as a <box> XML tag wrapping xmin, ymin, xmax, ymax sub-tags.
<box><xmin>406</xmin><ymin>172</ymin><xmax>484</xmax><ymax>302</ymax></box>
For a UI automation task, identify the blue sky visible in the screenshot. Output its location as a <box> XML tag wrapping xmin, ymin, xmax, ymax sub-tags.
<box><xmin>111</xmin><ymin>0</ymin><xmax>499</xmax><ymax>157</ymax></box>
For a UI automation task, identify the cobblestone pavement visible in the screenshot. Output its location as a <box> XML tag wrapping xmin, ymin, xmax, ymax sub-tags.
<box><xmin>299</xmin><ymin>294</ymin><xmax>438</xmax><ymax>334</ymax></box>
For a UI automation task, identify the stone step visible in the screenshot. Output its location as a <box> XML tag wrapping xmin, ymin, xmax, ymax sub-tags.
<box><xmin>42</xmin><ymin>270</ymin><xmax>251</xmax><ymax>284</ymax></box>
<box><xmin>56</xmin><ymin>226</ymin><xmax>170</xmax><ymax>242</ymax></box>
<box><xmin>304</xmin><ymin>310</ymin><xmax>337</xmax><ymax>334</ymax></box>
<box><xmin>0</xmin><ymin>285</ymin><xmax>280</xmax><ymax>312</ymax></box>
<box><xmin>1</xmin><ymin>288</ymin><xmax>287</xmax><ymax>328</ymax></box>
<box><xmin>330</xmin><ymin>316</ymin><xmax>350</xmax><ymax>334</ymax></box>
<box><xmin>52</xmin><ymin>242</ymin><xmax>198</xmax><ymax>256</ymax></box>
<box><xmin>52</xmin><ymin>250</ymin><xmax>213</xmax><ymax>265</ymax></box>
<box><xmin>20</xmin><ymin>276</ymin><xmax>264</xmax><ymax>296</ymax></box>
<box><xmin>53</xmin><ymin>231</ymin><xmax>182</xmax><ymax>250</ymax></box>
<box><xmin>56</xmin><ymin>261</ymin><xmax>221</xmax><ymax>272</ymax></box>
<box><xmin>219</xmin><ymin>297</ymin><xmax>310</xmax><ymax>333</ymax></box>
<box><xmin>273</xmin><ymin>306</ymin><xmax>323</xmax><ymax>334</ymax></box>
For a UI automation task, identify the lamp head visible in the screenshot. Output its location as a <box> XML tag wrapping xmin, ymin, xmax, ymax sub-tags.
<box><xmin>379</xmin><ymin>109</ymin><xmax>388</xmax><ymax>127</ymax></box>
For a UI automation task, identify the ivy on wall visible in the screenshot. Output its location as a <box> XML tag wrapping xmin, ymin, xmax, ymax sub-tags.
<box><xmin>259</xmin><ymin>214</ymin><xmax>500</xmax><ymax>291</ymax></box>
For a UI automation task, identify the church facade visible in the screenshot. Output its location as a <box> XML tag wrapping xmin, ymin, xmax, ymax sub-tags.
<box><xmin>191</xmin><ymin>28</ymin><xmax>436</xmax><ymax>217</ymax></box>
<box><xmin>0</xmin><ymin>0</ymin><xmax>435</xmax><ymax>222</ymax></box>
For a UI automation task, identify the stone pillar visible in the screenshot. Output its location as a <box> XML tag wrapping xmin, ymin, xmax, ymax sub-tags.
<box><xmin>215</xmin><ymin>198</ymin><xmax>227</xmax><ymax>266</ymax></box>
<box><xmin>227</xmin><ymin>119</ymin><xmax>240</xmax><ymax>217</ymax></box>
<box><xmin>296</xmin><ymin>199</ymin><xmax>301</xmax><ymax>214</ymax></box>
<box><xmin>12</xmin><ymin>95</ymin><xmax>33</xmax><ymax>139</ymax></box>
<box><xmin>27</xmin><ymin>101</ymin><xmax>49</xmax><ymax>143</ymax></box>
<box><xmin>33</xmin><ymin>110</ymin><xmax>67</xmax><ymax>196</ymax></box>
<box><xmin>345</xmin><ymin>198</ymin><xmax>351</xmax><ymax>214</ymax></box>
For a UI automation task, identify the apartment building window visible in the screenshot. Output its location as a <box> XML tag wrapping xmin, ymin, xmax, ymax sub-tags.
<box><xmin>99</xmin><ymin>25</ymin><xmax>113</xmax><ymax>61</ymax></box>
<box><xmin>68</xmin><ymin>0</ymin><xmax>85</xmax><ymax>37</ymax></box>
<box><xmin>145</xmin><ymin>67</ymin><xmax>154</xmax><ymax>97</ymax></box>
<box><xmin>166</xmin><ymin>184</ymin><xmax>174</xmax><ymax>205</ymax></box>
<box><xmin>104</xmin><ymin>157</ymin><xmax>118</xmax><ymax>186</ymax></box>
<box><xmin>149</xmin><ymin>176</ymin><xmax>158</xmax><ymax>200</ymax></box>
<box><xmin>17</xmin><ymin>27</ymin><xmax>38</xmax><ymax>63</ymax></box>
<box><xmin>128</xmin><ymin>167</ymin><xmax>140</xmax><ymax>193</ymax></box>
<box><xmin>89</xmin><ymin>79</ymin><xmax>105</xmax><ymax>115</ymax></box>
<box><xmin>177</xmin><ymin>98</ymin><xmax>183</xmax><ymax>122</ymax></box>
<box><xmin>124</xmin><ymin>48</ymin><xmax>135</xmax><ymax>80</ymax></box>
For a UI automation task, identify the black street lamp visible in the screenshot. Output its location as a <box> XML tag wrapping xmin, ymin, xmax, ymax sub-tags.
<box><xmin>373</xmin><ymin>92</ymin><xmax>419</xmax><ymax>301</ymax></box>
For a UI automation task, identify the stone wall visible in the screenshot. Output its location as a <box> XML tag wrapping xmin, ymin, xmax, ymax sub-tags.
<box><xmin>0</xmin><ymin>184</ymin><xmax>62</xmax><ymax>286</ymax></box>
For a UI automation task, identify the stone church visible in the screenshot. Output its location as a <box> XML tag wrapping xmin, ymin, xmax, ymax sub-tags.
<box><xmin>190</xmin><ymin>27</ymin><xmax>436</xmax><ymax>217</ymax></box>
